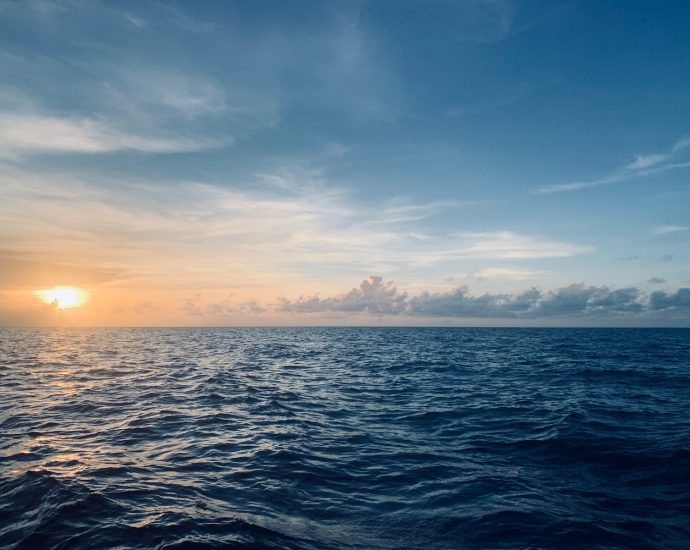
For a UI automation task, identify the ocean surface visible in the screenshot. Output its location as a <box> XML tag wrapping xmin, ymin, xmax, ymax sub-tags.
<box><xmin>1</xmin><ymin>328</ymin><xmax>689</xmax><ymax>549</ymax></box>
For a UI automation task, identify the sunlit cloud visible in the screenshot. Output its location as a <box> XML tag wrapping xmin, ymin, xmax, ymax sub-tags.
<box><xmin>35</xmin><ymin>286</ymin><xmax>89</xmax><ymax>309</ymax></box>
<box><xmin>0</xmin><ymin>167</ymin><xmax>593</xmax><ymax>292</ymax></box>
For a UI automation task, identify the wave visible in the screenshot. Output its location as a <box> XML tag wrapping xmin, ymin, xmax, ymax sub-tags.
<box><xmin>1</xmin><ymin>327</ymin><xmax>689</xmax><ymax>548</ymax></box>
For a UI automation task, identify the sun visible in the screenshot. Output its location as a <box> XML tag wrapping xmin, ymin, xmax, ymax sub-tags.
<box><xmin>35</xmin><ymin>287</ymin><xmax>89</xmax><ymax>309</ymax></box>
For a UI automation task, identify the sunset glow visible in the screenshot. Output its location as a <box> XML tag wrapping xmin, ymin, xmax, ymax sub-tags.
<box><xmin>35</xmin><ymin>287</ymin><xmax>89</xmax><ymax>310</ymax></box>
<box><xmin>0</xmin><ymin>0</ymin><xmax>688</xmax><ymax>330</ymax></box>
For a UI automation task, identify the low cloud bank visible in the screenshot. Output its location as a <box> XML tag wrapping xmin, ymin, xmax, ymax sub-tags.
<box><xmin>279</xmin><ymin>276</ymin><xmax>690</xmax><ymax>319</ymax></box>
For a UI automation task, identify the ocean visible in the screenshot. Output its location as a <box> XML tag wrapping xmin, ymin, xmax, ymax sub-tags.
<box><xmin>1</xmin><ymin>328</ymin><xmax>689</xmax><ymax>549</ymax></box>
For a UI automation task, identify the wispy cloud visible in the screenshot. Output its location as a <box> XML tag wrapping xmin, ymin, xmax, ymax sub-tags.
<box><xmin>534</xmin><ymin>136</ymin><xmax>690</xmax><ymax>194</ymax></box>
<box><xmin>112</xmin><ymin>69</ymin><xmax>229</xmax><ymax>118</ymax></box>
<box><xmin>652</xmin><ymin>225</ymin><xmax>690</xmax><ymax>235</ymax></box>
<box><xmin>0</xmin><ymin>252</ymin><xmax>123</xmax><ymax>288</ymax></box>
<box><xmin>0</xmin><ymin>113</ymin><xmax>222</xmax><ymax>157</ymax></box>
<box><xmin>0</xmin><ymin>164</ymin><xmax>593</xmax><ymax>290</ymax></box>
<box><xmin>469</xmin><ymin>267</ymin><xmax>539</xmax><ymax>280</ymax></box>
<box><xmin>449</xmin><ymin>231</ymin><xmax>592</xmax><ymax>259</ymax></box>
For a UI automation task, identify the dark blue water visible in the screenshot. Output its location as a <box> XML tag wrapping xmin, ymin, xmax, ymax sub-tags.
<box><xmin>1</xmin><ymin>328</ymin><xmax>689</xmax><ymax>549</ymax></box>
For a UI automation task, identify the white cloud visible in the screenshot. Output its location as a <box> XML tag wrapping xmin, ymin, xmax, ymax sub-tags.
<box><xmin>0</xmin><ymin>166</ymin><xmax>593</xmax><ymax>289</ymax></box>
<box><xmin>625</xmin><ymin>153</ymin><xmax>668</xmax><ymax>170</ymax></box>
<box><xmin>534</xmin><ymin>135</ymin><xmax>690</xmax><ymax>194</ymax></box>
<box><xmin>652</xmin><ymin>225</ymin><xmax>689</xmax><ymax>235</ymax></box>
<box><xmin>451</xmin><ymin>231</ymin><xmax>593</xmax><ymax>259</ymax></box>
<box><xmin>470</xmin><ymin>267</ymin><xmax>538</xmax><ymax>280</ymax></box>
<box><xmin>0</xmin><ymin>113</ymin><xmax>221</xmax><ymax>157</ymax></box>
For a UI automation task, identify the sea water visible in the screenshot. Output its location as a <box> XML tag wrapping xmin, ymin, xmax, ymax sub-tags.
<box><xmin>1</xmin><ymin>328</ymin><xmax>689</xmax><ymax>549</ymax></box>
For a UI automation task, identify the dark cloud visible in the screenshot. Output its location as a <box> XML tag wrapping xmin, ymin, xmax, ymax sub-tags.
<box><xmin>278</xmin><ymin>276</ymin><xmax>408</xmax><ymax>315</ymax></box>
<box><xmin>409</xmin><ymin>284</ymin><xmax>642</xmax><ymax>318</ymax></box>
<box><xmin>280</xmin><ymin>277</ymin><xmax>683</xmax><ymax>320</ymax></box>
<box><xmin>408</xmin><ymin>287</ymin><xmax>539</xmax><ymax>318</ymax></box>
<box><xmin>535</xmin><ymin>285</ymin><xmax>642</xmax><ymax>316</ymax></box>
<box><xmin>649</xmin><ymin>288</ymin><xmax>690</xmax><ymax>310</ymax></box>
<box><xmin>647</xmin><ymin>277</ymin><xmax>666</xmax><ymax>285</ymax></box>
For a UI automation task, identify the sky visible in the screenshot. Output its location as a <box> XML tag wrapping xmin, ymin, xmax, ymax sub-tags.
<box><xmin>1</xmin><ymin>0</ymin><xmax>689</xmax><ymax>326</ymax></box>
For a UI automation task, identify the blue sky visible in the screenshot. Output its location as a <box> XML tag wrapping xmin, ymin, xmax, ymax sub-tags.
<box><xmin>1</xmin><ymin>0</ymin><xmax>689</xmax><ymax>325</ymax></box>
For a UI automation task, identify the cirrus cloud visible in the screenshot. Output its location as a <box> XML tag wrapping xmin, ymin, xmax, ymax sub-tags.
<box><xmin>0</xmin><ymin>113</ymin><xmax>222</xmax><ymax>158</ymax></box>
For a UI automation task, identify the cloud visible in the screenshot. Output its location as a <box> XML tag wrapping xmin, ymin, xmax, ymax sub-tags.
<box><xmin>532</xmin><ymin>285</ymin><xmax>643</xmax><ymax>316</ymax></box>
<box><xmin>0</xmin><ymin>253</ymin><xmax>123</xmax><ymax>288</ymax></box>
<box><xmin>278</xmin><ymin>275</ymin><xmax>408</xmax><ymax>315</ymax></box>
<box><xmin>278</xmin><ymin>277</ymin><xmax>685</xmax><ymax>320</ymax></box>
<box><xmin>0</xmin><ymin>113</ymin><xmax>221</xmax><ymax>157</ymax></box>
<box><xmin>181</xmin><ymin>295</ymin><xmax>267</xmax><ymax>317</ymax></box>
<box><xmin>625</xmin><ymin>153</ymin><xmax>667</xmax><ymax>170</ymax></box>
<box><xmin>534</xmin><ymin>135</ymin><xmax>690</xmax><ymax>194</ymax></box>
<box><xmin>469</xmin><ymin>267</ymin><xmax>538</xmax><ymax>280</ymax></box>
<box><xmin>649</xmin><ymin>288</ymin><xmax>690</xmax><ymax>311</ymax></box>
<box><xmin>449</xmin><ymin>231</ymin><xmax>593</xmax><ymax>259</ymax></box>
<box><xmin>407</xmin><ymin>286</ymin><xmax>538</xmax><ymax>318</ymax></box>
<box><xmin>371</xmin><ymin>198</ymin><xmax>461</xmax><ymax>225</ymax></box>
<box><xmin>409</xmin><ymin>283</ymin><xmax>643</xmax><ymax>318</ymax></box>
<box><xmin>114</xmin><ymin>70</ymin><xmax>229</xmax><ymax>118</ymax></box>
<box><xmin>647</xmin><ymin>277</ymin><xmax>666</xmax><ymax>285</ymax></box>
<box><xmin>652</xmin><ymin>225</ymin><xmax>690</xmax><ymax>235</ymax></box>
<box><xmin>0</xmin><ymin>165</ymin><xmax>593</xmax><ymax>288</ymax></box>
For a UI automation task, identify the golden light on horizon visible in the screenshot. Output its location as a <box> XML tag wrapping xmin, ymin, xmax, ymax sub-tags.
<box><xmin>35</xmin><ymin>287</ymin><xmax>89</xmax><ymax>309</ymax></box>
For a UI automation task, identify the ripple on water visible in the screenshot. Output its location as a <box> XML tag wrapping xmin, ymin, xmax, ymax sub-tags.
<box><xmin>1</xmin><ymin>327</ymin><xmax>690</xmax><ymax>549</ymax></box>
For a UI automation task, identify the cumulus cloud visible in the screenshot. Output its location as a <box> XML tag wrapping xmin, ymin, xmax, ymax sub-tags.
<box><xmin>279</xmin><ymin>277</ymin><xmax>687</xmax><ymax>320</ymax></box>
<box><xmin>533</xmin><ymin>285</ymin><xmax>643</xmax><ymax>316</ymax></box>
<box><xmin>407</xmin><ymin>287</ymin><xmax>539</xmax><ymax>318</ymax></box>
<box><xmin>278</xmin><ymin>276</ymin><xmax>408</xmax><ymax>315</ymax></box>
<box><xmin>408</xmin><ymin>283</ymin><xmax>643</xmax><ymax>318</ymax></box>
<box><xmin>649</xmin><ymin>288</ymin><xmax>690</xmax><ymax>311</ymax></box>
